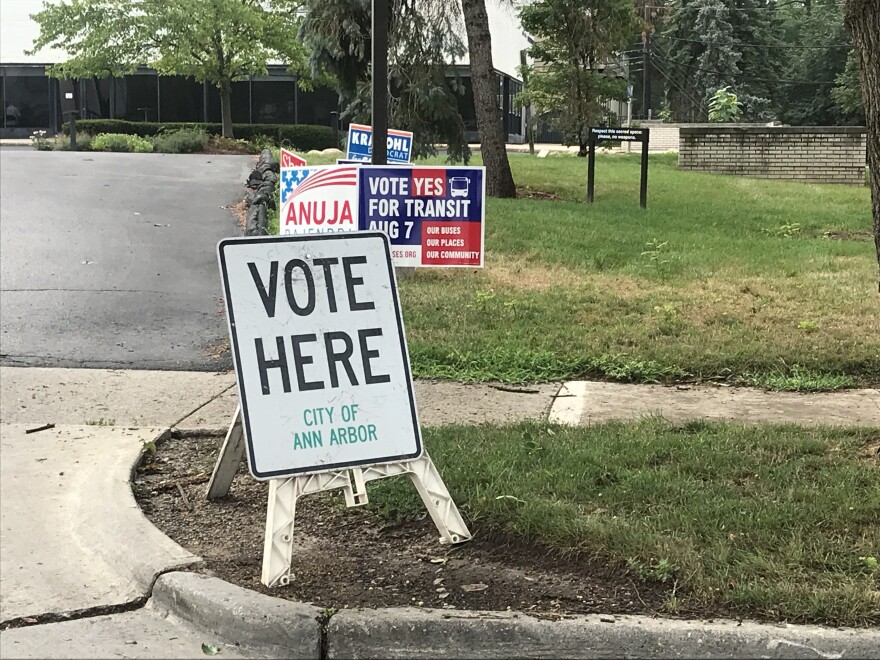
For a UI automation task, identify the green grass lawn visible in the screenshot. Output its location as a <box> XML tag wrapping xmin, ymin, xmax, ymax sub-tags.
<box><xmin>366</xmin><ymin>420</ymin><xmax>880</xmax><ymax>626</ymax></box>
<box><xmin>271</xmin><ymin>150</ymin><xmax>878</xmax><ymax>388</ymax></box>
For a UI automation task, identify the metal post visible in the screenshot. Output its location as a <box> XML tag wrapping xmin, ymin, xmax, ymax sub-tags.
<box><xmin>642</xmin><ymin>7</ymin><xmax>651</xmax><ymax>120</ymax></box>
<box><xmin>586</xmin><ymin>137</ymin><xmax>596</xmax><ymax>203</ymax></box>
<box><xmin>640</xmin><ymin>129</ymin><xmax>649</xmax><ymax>209</ymax></box>
<box><xmin>65</xmin><ymin>111</ymin><xmax>79</xmax><ymax>149</ymax></box>
<box><xmin>371</xmin><ymin>0</ymin><xmax>388</xmax><ymax>165</ymax></box>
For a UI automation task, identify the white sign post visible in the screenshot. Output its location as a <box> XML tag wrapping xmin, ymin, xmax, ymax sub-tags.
<box><xmin>212</xmin><ymin>232</ymin><xmax>471</xmax><ymax>587</ymax></box>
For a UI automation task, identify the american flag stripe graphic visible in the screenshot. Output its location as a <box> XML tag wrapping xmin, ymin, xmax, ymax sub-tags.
<box><xmin>289</xmin><ymin>167</ymin><xmax>358</xmax><ymax>200</ymax></box>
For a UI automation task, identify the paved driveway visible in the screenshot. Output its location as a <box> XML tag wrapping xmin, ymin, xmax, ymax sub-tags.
<box><xmin>0</xmin><ymin>150</ymin><xmax>253</xmax><ymax>370</ymax></box>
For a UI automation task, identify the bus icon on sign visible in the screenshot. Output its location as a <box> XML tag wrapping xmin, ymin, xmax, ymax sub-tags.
<box><xmin>450</xmin><ymin>176</ymin><xmax>470</xmax><ymax>198</ymax></box>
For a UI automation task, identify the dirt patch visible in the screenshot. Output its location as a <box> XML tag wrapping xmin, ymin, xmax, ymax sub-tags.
<box><xmin>486</xmin><ymin>254</ymin><xmax>647</xmax><ymax>295</ymax></box>
<box><xmin>824</xmin><ymin>230</ymin><xmax>873</xmax><ymax>242</ymax></box>
<box><xmin>136</xmin><ymin>435</ymin><xmax>685</xmax><ymax>619</ymax></box>
<box><xmin>517</xmin><ymin>187</ymin><xmax>563</xmax><ymax>201</ymax></box>
<box><xmin>204</xmin><ymin>138</ymin><xmax>254</xmax><ymax>155</ymax></box>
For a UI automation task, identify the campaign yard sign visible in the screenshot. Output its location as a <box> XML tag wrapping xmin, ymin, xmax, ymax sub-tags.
<box><xmin>358</xmin><ymin>166</ymin><xmax>485</xmax><ymax>268</ymax></box>
<box><xmin>218</xmin><ymin>233</ymin><xmax>422</xmax><ymax>479</ymax></box>
<box><xmin>279</xmin><ymin>165</ymin><xmax>359</xmax><ymax>235</ymax></box>
<box><xmin>280</xmin><ymin>148</ymin><xmax>307</xmax><ymax>167</ymax></box>
<box><xmin>346</xmin><ymin>123</ymin><xmax>413</xmax><ymax>164</ymax></box>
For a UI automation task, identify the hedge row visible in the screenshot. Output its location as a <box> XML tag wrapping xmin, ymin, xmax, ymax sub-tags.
<box><xmin>63</xmin><ymin>120</ymin><xmax>338</xmax><ymax>150</ymax></box>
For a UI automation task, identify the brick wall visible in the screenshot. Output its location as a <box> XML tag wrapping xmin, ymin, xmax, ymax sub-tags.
<box><xmin>629</xmin><ymin>121</ymin><xmax>771</xmax><ymax>153</ymax></box>
<box><xmin>678</xmin><ymin>126</ymin><xmax>867</xmax><ymax>185</ymax></box>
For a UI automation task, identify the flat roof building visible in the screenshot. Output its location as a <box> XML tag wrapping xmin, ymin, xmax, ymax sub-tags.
<box><xmin>0</xmin><ymin>0</ymin><xmax>530</xmax><ymax>142</ymax></box>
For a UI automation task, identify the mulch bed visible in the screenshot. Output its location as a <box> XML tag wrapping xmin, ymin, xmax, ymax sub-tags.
<box><xmin>136</xmin><ymin>434</ymin><xmax>701</xmax><ymax>619</ymax></box>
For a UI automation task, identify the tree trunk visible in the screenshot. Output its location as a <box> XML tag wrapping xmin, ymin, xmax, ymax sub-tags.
<box><xmin>844</xmin><ymin>0</ymin><xmax>880</xmax><ymax>291</ymax></box>
<box><xmin>219</xmin><ymin>79</ymin><xmax>234</xmax><ymax>139</ymax></box>
<box><xmin>460</xmin><ymin>0</ymin><xmax>517</xmax><ymax>198</ymax></box>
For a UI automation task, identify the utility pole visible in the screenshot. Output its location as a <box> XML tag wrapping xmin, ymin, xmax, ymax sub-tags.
<box><xmin>371</xmin><ymin>0</ymin><xmax>388</xmax><ymax>165</ymax></box>
<box><xmin>642</xmin><ymin>5</ymin><xmax>654</xmax><ymax>119</ymax></box>
<box><xmin>642</xmin><ymin>6</ymin><xmax>651</xmax><ymax>120</ymax></box>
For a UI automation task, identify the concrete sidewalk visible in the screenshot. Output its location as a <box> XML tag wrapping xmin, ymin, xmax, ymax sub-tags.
<box><xmin>1</xmin><ymin>366</ymin><xmax>878</xmax><ymax>658</ymax></box>
<box><xmin>0</xmin><ymin>367</ymin><xmax>559</xmax><ymax>430</ymax></box>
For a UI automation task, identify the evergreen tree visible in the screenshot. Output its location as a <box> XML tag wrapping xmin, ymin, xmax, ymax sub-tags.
<box><xmin>300</xmin><ymin>0</ymin><xmax>470</xmax><ymax>162</ymax></box>
<box><xmin>777</xmin><ymin>1</ymin><xmax>862</xmax><ymax>125</ymax></box>
<box><xmin>656</xmin><ymin>0</ymin><xmax>782</xmax><ymax>122</ymax></box>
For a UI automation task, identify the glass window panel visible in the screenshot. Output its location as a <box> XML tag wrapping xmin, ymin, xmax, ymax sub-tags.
<box><xmin>252</xmin><ymin>80</ymin><xmax>295</xmax><ymax>124</ymax></box>
<box><xmin>296</xmin><ymin>86</ymin><xmax>337</xmax><ymax>125</ymax></box>
<box><xmin>4</xmin><ymin>75</ymin><xmax>50</xmax><ymax>128</ymax></box>
<box><xmin>117</xmin><ymin>74</ymin><xmax>158</xmax><ymax>122</ymax></box>
<box><xmin>158</xmin><ymin>76</ymin><xmax>203</xmax><ymax>122</ymax></box>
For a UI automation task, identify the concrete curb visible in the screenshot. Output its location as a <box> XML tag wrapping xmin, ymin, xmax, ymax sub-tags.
<box><xmin>151</xmin><ymin>572</ymin><xmax>322</xmax><ymax>659</ymax></box>
<box><xmin>328</xmin><ymin>607</ymin><xmax>880</xmax><ymax>659</ymax></box>
<box><xmin>152</xmin><ymin>572</ymin><xmax>880</xmax><ymax>659</ymax></box>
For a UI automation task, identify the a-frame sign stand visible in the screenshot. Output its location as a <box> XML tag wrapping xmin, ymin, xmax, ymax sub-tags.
<box><xmin>206</xmin><ymin>407</ymin><xmax>472</xmax><ymax>588</ymax></box>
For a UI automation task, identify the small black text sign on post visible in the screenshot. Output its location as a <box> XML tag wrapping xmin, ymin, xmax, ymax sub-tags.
<box><xmin>586</xmin><ymin>127</ymin><xmax>650</xmax><ymax>209</ymax></box>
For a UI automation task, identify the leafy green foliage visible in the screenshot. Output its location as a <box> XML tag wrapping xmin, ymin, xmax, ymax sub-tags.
<box><xmin>519</xmin><ymin>0</ymin><xmax>639</xmax><ymax>155</ymax></box>
<box><xmin>708</xmin><ymin>86</ymin><xmax>742</xmax><ymax>122</ymax></box>
<box><xmin>91</xmin><ymin>133</ymin><xmax>153</xmax><ymax>152</ymax></box>
<box><xmin>299</xmin><ymin>0</ymin><xmax>470</xmax><ymax>162</ymax></box>
<box><xmin>656</xmin><ymin>0</ymin><xmax>863</xmax><ymax>125</ymax></box>
<box><xmin>832</xmin><ymin>51</ymin><xmax>865</xmax><ymax>118</ymax></box>
<box><xmin>776</xmin><ymin>1</ymin><xmax>863</xmax><ymax>126</ymax></box>
<box><xmin>152</xmin><ymin>129</ymin><xmax>208</xmax><ymax>154</ymax></box>
<box><xmin>65</xmin><ymin>120</ymin><xmax>338</xmax><ymax>150</ymax></box>
<box><xmin>657</xmin><ymin>0</ymin><xmax>781</xmax><ymax>122</ymax></box>
<box><xmin>29</xmin><ymin>0</ymin><xmax>307</xmax><ymax>137</ymax></box>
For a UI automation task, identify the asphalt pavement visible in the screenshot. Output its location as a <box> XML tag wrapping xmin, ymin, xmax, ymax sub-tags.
<box><xmin>0</xmin><ymin>150</ymin><xmax>253</xmax><ymax>370</ymax></box>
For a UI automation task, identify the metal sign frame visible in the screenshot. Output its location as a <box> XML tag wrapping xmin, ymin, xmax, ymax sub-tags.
<box><xmin>217</xmin><ymin>233</ymin><xmax>422</xmax><ymax>479</ymax></box>
<box><xmin>586</xmin><ymin>127</ymin><xmax>650</xmax><ymax>209</ymax></box>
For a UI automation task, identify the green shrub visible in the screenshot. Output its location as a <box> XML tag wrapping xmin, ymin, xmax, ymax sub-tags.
<box><xmin>51</xmin><ymin>133</ymin><xmax>93</xmax><ymax>151</ymax></box>
<box><xmin>152</xmin><ymin>128</ymin><xmax>208</xmax><ymax>153</ymax></box>
<box><xmin>91</xmin><ymin>133</ymin><xmax>154</xmax><ymax>153</ymax></box>
<box><xmin>67</xmin><ymin>120</ymin><xmax>338</xmax><ymax>150</ymax></box>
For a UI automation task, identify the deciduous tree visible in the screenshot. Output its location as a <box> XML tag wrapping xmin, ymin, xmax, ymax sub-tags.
<box><xmin>843</xmin><ymin>0</ymin><xmax>880</xmax><ymax>290</ymax></box>
<box><xmin>461</xmin><ymin>0</ymin><xmax>517</xmax><ymax>196</ymax></box>
<box><xmin>29</xmin><ymin>0</ymin><xmax>305</xmax><ymax>138</ymax></box>
<box><xmin>299</xmin><ymin>0</ymin><xmax>470</xmax><ymax>162</ymax></box>
<box><xmin>519</xmin><ymin>0</ymin><xmax>639</xmax><ymax>156</ymax></box>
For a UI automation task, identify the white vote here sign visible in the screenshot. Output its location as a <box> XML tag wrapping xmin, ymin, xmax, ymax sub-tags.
<box><xmin>218</xmin><ymin>233</ymin><xmax>422</xmax><ymax>479</ymax></box>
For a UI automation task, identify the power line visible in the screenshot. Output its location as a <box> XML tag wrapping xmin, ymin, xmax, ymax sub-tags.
<box><xmin>650</xmin><ymin>34</ymin><xmax>840</xmax><ymax>85</ymax></box>
<box><xmin>644</xmin><ymin>2</ymin><xmax>842</xmax><ymax>11</ymax></box>
<box><xmin>661</xmin><ymin>61</ymin><xmax>838</xmax><ymax>85</ymax></box>
<box><xmin>661</xmin><ymin>35</ymin><xmax>850</xmax><ymax>49</ymax></box>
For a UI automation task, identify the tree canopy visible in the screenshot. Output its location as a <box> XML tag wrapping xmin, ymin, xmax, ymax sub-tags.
<box><xmin>299</xmin><ymin>0</ymin><xmax>470</xmax><ymax>162</ymax></box>
<box><xmin>519</xmin><ymin>0</ymin><xmax>640</xmax><ymax>155</ymax></box>
<box><xmin>29</xmin><ymin>0</ymin><xmax>307</xmax><ymax>137</ymax></box>
<box><xmin>647</xmin><ymin>0</ymin><xmax>863</xmax><ymax>124</ymax></box>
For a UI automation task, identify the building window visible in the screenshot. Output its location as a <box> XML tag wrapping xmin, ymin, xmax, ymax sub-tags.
<box><xmin>158</xmin><ymin>76</ymin><xmax>204</xmax><ymax>123</ymax></box>
<box><xmin>206</xmin><ymin>81</ymin><xmax>251</xmax><ymax>123</ymax></box>
<box><xmin>252</xmin><ymin>80</ymin><xmax>295</xmax><ymax>124</ymax></box>
<box><xmin>3</xmin><ymin>75</ymin><xmax>51</xmax><ymax>128</ymax></box>
<box><xmin>116</xmin><ymin>74</ymin><xmax>158</xmax><ymax>122</ymax></box>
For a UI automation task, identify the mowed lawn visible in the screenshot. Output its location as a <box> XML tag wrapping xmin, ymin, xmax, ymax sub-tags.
<box><xmin>367</xmin><ymin>420</ymin><xmax>880</xmax><ymax>626</ymax></box>
<box><xmin>400</xmin><ymin>153</ymin><xmax>878</xmax><ymax>387</ymax></box>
